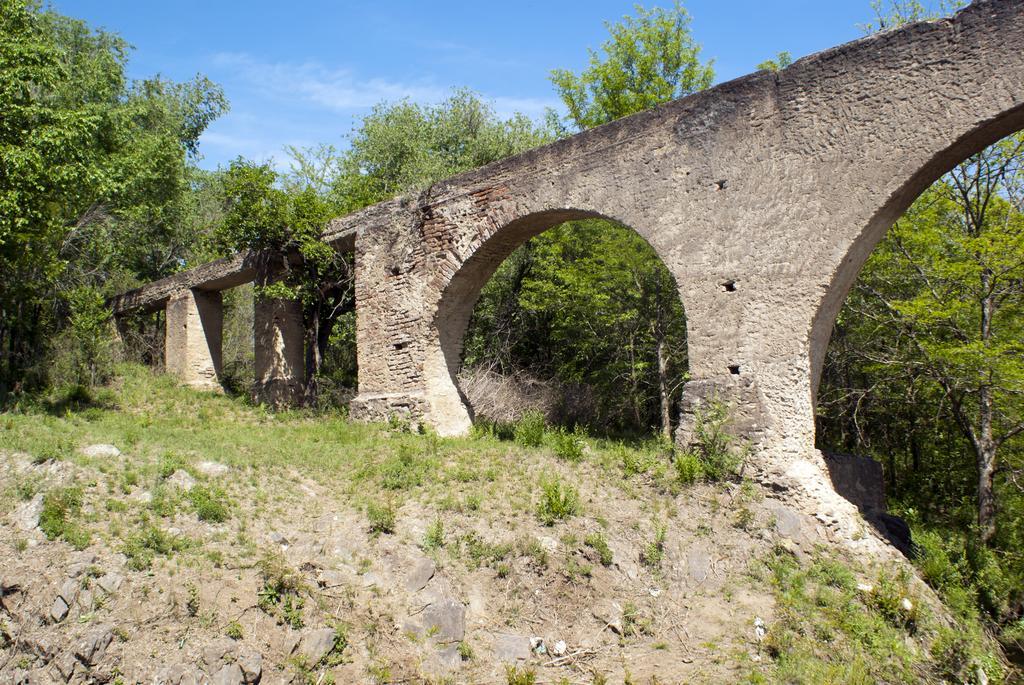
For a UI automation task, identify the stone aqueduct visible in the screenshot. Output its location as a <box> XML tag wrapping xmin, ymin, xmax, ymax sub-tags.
<box><xmin>113</xmin><ymin>1</ymin><xmax>1024</xmax><ymax>479</ymax></box>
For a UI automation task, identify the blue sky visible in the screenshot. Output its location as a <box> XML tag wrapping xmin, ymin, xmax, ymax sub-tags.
<box><xmin>51</xmin><ymin>1</ymin><xmax>883</xmax><ymax>170</ymax></box>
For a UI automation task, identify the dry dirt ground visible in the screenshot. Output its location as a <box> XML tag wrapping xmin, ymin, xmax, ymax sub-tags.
<box><xmin>0</xmin><ymin>372</ymin><xmax>967</xmax><ymax>684</ymax></box>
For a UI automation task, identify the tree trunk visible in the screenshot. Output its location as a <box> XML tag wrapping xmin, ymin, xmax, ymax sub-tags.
<box><xmin>977</xmin><ymin>270</ymin><xmax>997</xmax><ymax>545</ymax></box>
<box><xmin>657</xmin><ymin>336</ymin><xmax>672</xmax><ymax>441</ymax></box>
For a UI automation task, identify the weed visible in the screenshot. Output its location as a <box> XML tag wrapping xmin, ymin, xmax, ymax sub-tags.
<box><xmin>460</xmin><ymin>532</ymin><xmax>512</xmax><ymax>569</ymax></box>
<box><xmin>379</xmin><ymin>445</ymin><xmax>432</xmax><ymax>491</ymax></box>
<box><xmin>256</xmin><ymin>554</ymin><xmax>306</xmax><ymax>629</ymax></box>
<box><xmin>123</xmin><ymin>525</ymin><xmax>188</xmax><ymax>570</ymax></box>
<box><xmin>458</xmin><ymin>640</ymin><xmax>474</xmax><ymax>660</ymax></box>
<box><xmin>733</xmin><ymin>506</ymin><xmax>755</xmax><ymax>530</ymax></box>
<box><xmin>505</xmin><ymin>666</ymin><xmax>537</xmax><ymax>685</ymax></box>
<box><xmin>673</xmin><ymin>452</ymin><xmax>703</xmax><ymax>485</ymax></box>
<box><xmin>513</xmin><ymin>411</ymin><xmax>546</xmax><ymax>448</ymax></box>
<box><xmin>424</xmin><ymin>517</ymin><xmax>445</xmax><ymax>550</ymax></box>
<box><xmin>39</xmin><ymin>487</ymin><xmax>90</xmax><ymax>550</ymax></box>
<box><xmin>367</xmin><ymin>501</ymin><xmax>396</xmax><ymax>535</ymax></box>
<box><xmin>564</xmin><ymin>557</ymin><xmax>593</xmax><ymax>581</ymax></box>
<box><xmin>536</xmin><ymin>476</ymin><xmax>580</xmax><ymax>525</ymax></box>
<box><xmin>584</xmin><ymin>531</ymin><xmax>614</xmax><ymax>566</ymax></box>
<box><xmin>640</xmin><ymin>523</ymin><xmax>667</xmax><ymax>569</ymax></box>
<box><xmin>515</xmin><ymin>536</ymin><xmax>549</xmax><ymax>569</ymax></box>
<box><xmin>225</xmin><ymin>620</ymin><xmax>244</xmax><ymax>640</ymax></box>
<box><xmin>622</xmin><ymin>602</ymin><xmax>653</xmax><ymax>637</ymax></box>
<box><xmin>185</xmin><ymin>581</ymin><xmax>200</xmax><ymax>617</ymax></box>
<box><xmin>188</xmin><ymin>485</ymin><xmax>231</xmax><ymax>523</ymax></box>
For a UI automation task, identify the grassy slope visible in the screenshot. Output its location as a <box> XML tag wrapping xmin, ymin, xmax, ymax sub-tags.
<box><xmin>0</xmin><ymin>364</ymin><xmax>1013</xmax><ymax>683</ymax></box>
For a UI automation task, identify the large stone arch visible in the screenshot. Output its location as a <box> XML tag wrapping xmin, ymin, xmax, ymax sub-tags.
<box><xmin>426</xmin><ymin>207</ymin><xmax>687</xmax><ymax>436</ymax></box>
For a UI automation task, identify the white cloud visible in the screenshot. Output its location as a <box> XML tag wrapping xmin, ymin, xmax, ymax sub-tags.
<box><xmin>211</xmin><ymin>52</ymin><xmax>446</xmax><ymax>111</ymax></box>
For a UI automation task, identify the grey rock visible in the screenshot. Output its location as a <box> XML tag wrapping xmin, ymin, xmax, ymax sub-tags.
<box><xmin>297</xmin><ymin>628</ymin><xmax>336</xmax><ymax>666</ymax></box>
<box><xmin>317</xmin><ymin>569</ymin><xmax>346</xmax><ymax>588</ymax></box>
<box><xmin>130</xmin><ymin>490</ymin><xmax>153</xmax><ymax>505</ymax></box>
<box><xmin>211</xmin><ymin>664</ymin><xmax>243</xmax><ymax>685</ymax></box>
<box><xmin>404</xmin><ymin>557</ymin><xmax>435</xmax><ymax>592</ymax></box>
<box><xmin>13</xmin><ymin>494</ymin><xmax>43</xmax><ymax>531</ymax></box>
<box><xmin>687</xmin><ymin>546</ymin><xmax>711</xmax><ymax>584</ymax></box>
<box><xmin>765</xmin><ymin>500</ymin><xmax>804</xmax><ymax>540</ymax></box>
<box><xmin>166</xmin><ymin>470</ymin><xmax>197</xmax><ymax>492</ymax></box>
<box><xmin>49</xmin><ymin>596</ymin><xmax>70</xmax><ymax>623</ymax></box>
<box><xmin>155</xmin><ymin>664</ymin><xmax>207</xmax><ymax>685</ymax></box>
<box><xmin>195</xmin><ymin>461</ymin><xmax>230</xmax><ymax>477</ymax></box>
<box><xmin>73</xmin><ymin>624</ymin><xmax>113</xmax><ymax>666</ymax></box>
<box><xmin>493</xmin><ymin>633</ymin><xmax>531</xmax><ymax>662</ymax></box>
<box><xmin>237</xmin><ymin>651</ymin><xmax>262</xmax><ymax>684</ymax></box>
<box><xmin>59</xmin><ymin>578</ymin><xmax>81</xmax><ymax>601</ymax></box>
<box><xmin>268</xmin><ymin>532</ymin><xmax>288</xmax><ymax>546</ymax></box>
<box><xmin>592</xmin><ymin>601</ymin><xmax>624</xmax><ymax>635</ymax></box>
<box><xmin>202</xmin><ymin>638</ymin><xmax>236</xmax><ymax>669</ymax></box>
<box><xmin>67</xmin><ymin>553</ymin><xmax>97</xmax><ymax>577</ymax></box>
<box><xmin>421</xmin><ymin>598</ymin><xmax>465</xmax><ymax>643</ymax></box>
<box><xmin>76</xmin><ymin>589</ymin><xmax>93</xmax><ymax>610</ymax></box>
<box><xmin>96</xmin><ymin>573</ymin><xmax>123</xmax><ymax>596</ymax></box>
<box><xmin>23</xmin><ymin>635</ymin><xmax>57</xmax><ymax>662</ymax></box>
<box><xmin>79</xmin><ymin>444</ymin><xmax>121</xmax><ymax>459</ymax></box>
<box><xmin>54</xmin><ymin>653</ymin><xmax>78</xmax><ymax>681</ymax></box>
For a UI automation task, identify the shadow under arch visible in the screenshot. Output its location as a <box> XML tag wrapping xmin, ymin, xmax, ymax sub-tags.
<box><xmin>808</xmin><ymin>101</ymin><xmax>1024</xmax><ymax>406</ymax></box>
<box><xmin>429</xmin><ymin>207</ymin><xmax>689</xmax><ymax>435</ymax></box>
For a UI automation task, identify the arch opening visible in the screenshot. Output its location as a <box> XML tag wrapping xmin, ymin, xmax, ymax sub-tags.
<box><xmin>434</xmin><ymin>210</ymin><xmax>690</xmax><ymax>440</ymax></box>
<box><xmin>812</xmin><ymin>119</ymin><xmax>1024</xmax><ymax>629</ymax></box>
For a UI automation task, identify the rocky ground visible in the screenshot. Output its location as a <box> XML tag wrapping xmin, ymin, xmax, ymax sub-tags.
<box><xmin>0</xmin><ymin>368</ymin><xmax>998</xmax><ymax>684</ymax></box>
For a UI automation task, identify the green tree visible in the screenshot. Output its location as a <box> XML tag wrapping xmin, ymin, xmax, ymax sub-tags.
<box><xmin>550</xmin><ymin>2</ymin><xmax>713</xmax><ymax>131</ymax></box>
<box><xmin>0</xmin><ymin>0</ymin><xmax>226</xmax><ymax>394</ymax></box>
<box><xmin>757</xmin><ymin>51</ymin><xmax>793</xmax><ymax>72</ymax></box>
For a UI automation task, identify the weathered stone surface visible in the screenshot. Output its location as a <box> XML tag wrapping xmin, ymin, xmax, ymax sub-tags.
<box><xmin>686</xmin><ymin>546</ymin><xmax>712</xmax><ymax>584</ymax></box>
<box><xmin>210</xmin><ymin>664</ymin><xmax>243</xmax><ymax>685</ymax></box>
<box><xmin>202</xmin><ymin>639</ymin><xmax>236</xmax><ymax>669</ymax></box>
<box><xmin>253</xmin><ymin>291</ymin><xmax>305</xmax><ymax>408</ymax></box>
<box><xmin>195</xmin><ymin>461</ymin><xmax>230</xmax><ymax>477</ymax></box>
<box><xmin>78</xmin><ymin>444</ymin><xmax>121</xmax><ymax>459</ymax></box>
<box><xmin>237</xmin><ymin>651</ymin><xmax>262</xmax><ymax>684</ymax></box>
<box><xmin>296</xmin><ymin>628</ymin><xmax>336</xmax><ymax>666</ymax></box>
<box><xmin>421</xmin><ymin>598</ymin><xmax>466</xmax><ymax>643</ymax></box>
<box><xmin>404</xmin><ymin>557</ymin><xmax>436</xmax><ymax>592</ymax></box>
<box><xmin>493</xmin><ymin>633</ymin><xmax>531</xmax><ymax>662</ymax></box>
<box><xmin>96</xmin><ymin>573</ymin><xmax>123</xmax><ymax>596</ymax></box>
<box><xmin>73</xmin><ymin>624</ymin><xmax>113</xmax><ymax>666</ymax></box>
<box><xmin>166</xmin><ymin>470</ymin><xmax>197</xmax><ymax>492</ymax></box>
<box><xmin>155</xmin><ymin>664</ymin><xmax>207</xmax><ymax>685</ymax></box>
<box><xmin>13</xmin><ymin>494</ymin><xmax>43</xmax><ymax>531</ymax></box>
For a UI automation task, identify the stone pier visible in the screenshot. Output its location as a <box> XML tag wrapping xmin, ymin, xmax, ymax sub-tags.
<box><xmin>253</xmin><ymin>293</ymin><xmax>306</xmax><ymax>408</ymax></box>
<box><xmin>164</xmin><ymin>289</ymin><xmax>223</xmax><ymax>391</ymax></box>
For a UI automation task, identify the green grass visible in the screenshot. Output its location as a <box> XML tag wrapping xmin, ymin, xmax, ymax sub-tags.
<box><xmin>536</xmin><ymin>476</ymin><xmax>580</xmax><ymax>525</ymax></box>
<box><xmin>39</xmin><ymin>486</ymin><xmax>91</xmax><ymax>550</ymax></box>
<box><xmin>188</xmin><ymin>484</ymin><xmax>232</xmax><ymax>523</ymax></box>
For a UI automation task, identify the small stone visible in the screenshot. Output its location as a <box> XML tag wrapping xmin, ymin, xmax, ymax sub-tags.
<box><xmin>754</xmin><ymin>617</ymin><xmax>766</xmax><ymax>641</ymax></box>
<box><xmin>49</xmin><ymin>596</ymin><xmax>70</xmax><ymax>623</ymax></box>
<box><xmin>552</xmin><ymin>640</ymin><xmax>567</xmax><ymax>657</ymax></box>
<box><xmin>79</xmin><ymin>444</ymin><xmax>121</xmax><ymax>459</ymax></box>
<box><xmin>297</xmin><ymin>628</ymin><xmax>337</xmax><ymax>666</ymax></box>
<box><xmin>421</xmin><ymin>598</ymin><xmax>465</xmax><ymax>643</ymax></box>
<box><xmin>268</xmin><ymin>531</ymin><xmax>289</xmax><ymax>547</ymax></box>
<box><xmin>96</xmin><ymin>573</ymin><xmax>123</xmax><ymax>596</ymax></box>
<box><xmin>317</xmin><ymin>569</ymin><xmax>347</xmax><ymax>588</ymax></box>
<box><xmin>211</xmin><ymin>664</ymin><xmax>244</xmax><ymax>685</ymax></box>
<box><xmin>404</xmin><ymin>557</ymin><xmax>436</xmax><ymax>592</ymax></box>
<box><xmin>592</xmin><ymin>601</ymin><xmax>624</xmax><ymax>635</ymax></box>
<box><xmin>537</xmin><ymin>536</ymin><xmax>559</xmax><ymax>554</ymax></box>
<box><xmin>493</xmin><ymin>633</ymin><xmax>531</xmax><ymax>662</ymax></box>
<box><xmin>130</xmin><ymin>490</ymin><xmax>153</xmax><ymax>505</ymax></box>
<box><xmin>530</xmin><ymin>636</ymin><xmax>546</xmax><ymax>655</ymax></box>
<box><xmin>77</xmin><ymin>588</ymin><xmax>94</xmax><ymax>610</ymax></box>
<box><xmin>237</xmin><ymin>650</ymin><xmax>262</xmax><ymax>684</ymax></box>
<box><xmin>900</xmin><ymin>597</ymin><xmax>914</xmax><ymax>613</ymax></box>
<box><xmin>13</xmin><ymin>494</ymin><xmax>43</xmax><ymax>531</ymax></box>
<box><xmin>856</xmin><ymin>582</ymin><xmax>874</xmax><ymax>594</ymax></box>
<box><xmin>166</xmin><ymin>470</ymin><xmax>197</xmax><ymax>492</ymax></box>
<box><xmin>74</xmin><ymin>623</ymin><xmax>113</xmax><ymax>666</ymax></box>
<box><xmin>25</xmin><ymin>635</ymin><xmax>57</xmax><ymax>662</ymax></box>
<box><xmin>195</xmin><ymin>461</ymin><xmax>230</xmax><ymax>477</ymax></box>
<box><xmin>687</xmin><ymin>547</ymin><xmax>711</xmax><ymax>584</ymax></box>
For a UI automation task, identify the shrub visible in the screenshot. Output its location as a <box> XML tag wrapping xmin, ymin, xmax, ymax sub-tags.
<box><xmin>188</xmin><ymin>485</ymin><xmax>231</xmax><ymax>523</ymax></box>
<box><xmin>536</xmin><ymin>476</ymin><xmax>580</xmax><ymax>525</ymax></box>
<box><xmin>673</xmin><ymin>452</ymin><xmax>703</xmax><ymax>485</ymax></box>
<box><xmin>690</xmin><ymin>400</ymin><xmax>746</xmax><ymax>481</ymax></box>
<box><xmin>123</xmin><ymin>525</ymin><xmax>187</xmax><ymax>570</ymax></box>
<box><xmin>640</xmin><ymin>523</ymin><xmax>667</xmax><ymax>568</ymax></box>
<box><xmin>513</xmin><ymin>410</ymin><xmax>546</xmax><ymax>448</ymax></box>
<box><xmin>552</xmin><ymin>427</ymin><xmax>586</xmax><ymax>462</ymax></box>
<box><xmin>257</xmin><ymin>553</ymin><xmax>307</xmax><ymax>629</ymax></box>
<box><xmin>505</xmin><ymin>666</ymin><xmax>537</xmax><ymax>685</ymax></box>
